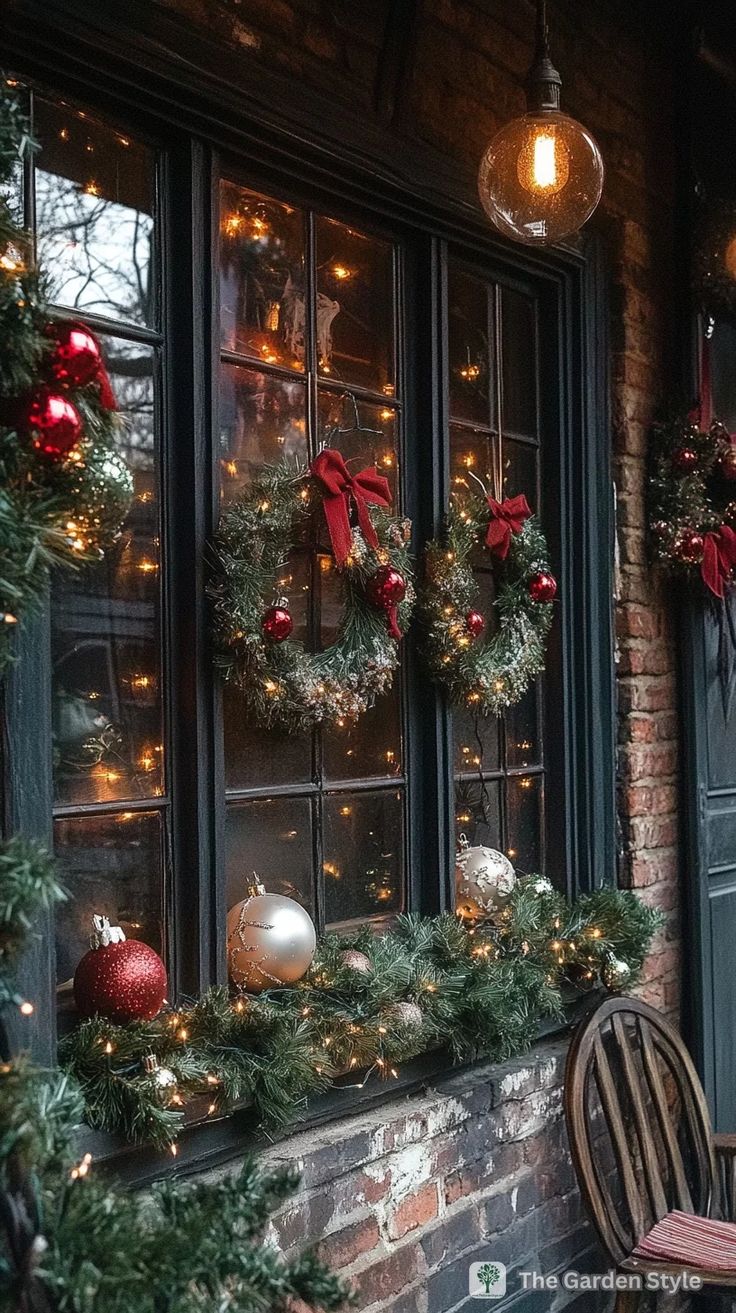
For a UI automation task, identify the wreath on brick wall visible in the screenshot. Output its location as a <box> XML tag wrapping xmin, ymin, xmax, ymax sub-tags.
<box><xmin>420</xmin><ymin>489</ymin><xmax>556</xmax><ymax>715</ymax></box>
<box><xmin>210</xmin><ymin>449</ymin><xmax>415</xmax><ymax>732</ymax></box>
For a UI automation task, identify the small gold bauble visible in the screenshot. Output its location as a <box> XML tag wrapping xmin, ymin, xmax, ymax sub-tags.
<box><xmin>142</xmin><ymin>1053</ymin><xmax>178</xmax><ymax>1105</ymax></box>
<box><xmin>339</xmin><ymin>949</ymin><xmax>372</xmax><ymax>975</ymax></box>
<box><xmin>385</xmin><ymin>1001</ymin><xmax>423</xmax><ymax>1029</ymax></box>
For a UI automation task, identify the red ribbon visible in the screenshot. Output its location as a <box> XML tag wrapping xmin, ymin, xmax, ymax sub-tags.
<box><xmin>385</xmin><ymin>606</ymin><xmax>402</xmax><ymax>642</ymax></box>
<box><xmin>310</xmin><ymin>448</ymin><xmax>392</xmax><ymax>565</ymax></box>
<box><xmin>97</xmin><ymin>363</ymin><xmax>117</xmax><ymax>411</ymax></box>
<box><xmin>486</xmin><ymin>494</ymin><xmax>532</xmax><ymax>558</ymax></box>
<box><xmin>702</xmin><ymin>526</ymin><xmax>736</xmax><ymax>599</ymax></box>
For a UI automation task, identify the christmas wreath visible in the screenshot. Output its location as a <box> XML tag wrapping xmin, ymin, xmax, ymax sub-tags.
<box><xmin>0</xmin><ymin>86</ymin><xmax>130</xmax><ymax>673</ymax></box>
<box><xmin>210</xmin><ymin>448</ymin><xmax>415</xmax><ymax>731</ymax></box>
<box><xmin>648</xmin><ymin>412</ymin><xmax>736</xmax><ymax>599</ymax></box>
<box><xmin>421</xmin><ymin>489</ymin><xmax>556</xmax><ymax>714</ymax></box>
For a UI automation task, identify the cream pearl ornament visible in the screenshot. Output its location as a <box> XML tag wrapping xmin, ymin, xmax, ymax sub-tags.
<box><xmin>455</xmin><ymin>833</ymin><xmax>516</xmax><ymax>916</ymax></box>
<box><xmin>227</xmin><ymin>878</ymin><xmax>316</xmax><ymax>993</ymax></box>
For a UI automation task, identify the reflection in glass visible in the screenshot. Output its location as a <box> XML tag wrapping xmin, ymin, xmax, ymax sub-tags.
<box><xmin>315</xmin><ymin>216</ymin><xmax>393</xmax><ymax>392</ymax></box>
<box><xmin>225</xmin><ymin>798</ymin><xmax>314</xmax><ymax>914</ymax></box>
<box><xmin>450</xmin><ymin>425</ymin><xmax>494</xmax><ymax>506</ymax></box>
<box><xmin>505</xmin><ymin>685</ymin><xmax>540</xmax><ymax>770</ymax></box>
<box><xmin>220</xmin><ymin>364</ymin><xmax>307</xmax><ymax>499</ymax></box>
<box><xmin>324</xmin><ymin>685</ymin><xmax>402</xmax><ymax>780</ymax></box>
<box><xmin>219</xmin><ymin>182</ymin><xmax>306</xmax><ymax>365</ymax></box>
<box><xmin>503</xmin><ymin>438</ymin><xmax>539</xmax><ymax>510</ymax></box>
<box><xmin>453</xmin><ymin>779</ymin><xmax>502</xmax><ymax>851</ymax></box>
<box><xmin>501</xmin><ymin>287</ymin><xmax>538</xmax><ymax>436</ymax></box>
<box><xmin>448</xmin><ymin>268</ymin><xmax>491</xmax><ymax>426</ymax></box>
<box><xmin>324</xmin><ymin>791</ymin><xmax>403</xmax><ymax>924</ymax></box>
<box><xmin>34</xmin><ymin>97</ymin><xmax>155</xmax><ymax>326</ymax></box>
<box><xmin>506</xmin><ymin>773</ymin><xmax>543</xmax><ymax>872</ymax></box>
<box><xmin>54</xmin><ymin>810</ymin><xmax>163</xmax><ymax>989</ymax></box>
<box><xmin>453</xmin><ymin>704</ymin><xmax>500</xmax><ymax>777</ymax></box>
<box><xmin>318</xmin><ymin>390</ymin><xmax>398</xmax><ymax>498</ymax></box>
<box><xmin>51</xmin><ymin>340</ymin><xmax>163</xmax><ymax>806</ymax></box>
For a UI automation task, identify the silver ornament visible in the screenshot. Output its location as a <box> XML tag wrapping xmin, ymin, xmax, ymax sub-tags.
<box><xmin>386</xmin><ymin>1001</ymin><xmax>423</xmax><ymax>1029</ymax></box>
<box><xmin>455</xmin><ymin>833</ymin><xmax>516</xmax><ymax>914</ymax></box>
<box><xmin>602</xmin><ymin>955</ymin><xmax>631</xmax><ymax>992</ymax></box>
<box><xmin>142</xmin><ymin>1052</ymin><xmax>178</xmax><ymax>1105</ymax></box>
<box><xmin>227</xmin><ymin>879</ymin><xmax>316</xmax><ymax>993</ymax></box>
<box><xmin>339</xmin><ymin>949</ymin><xmax>372</xmax><ymax>975</ymax></box>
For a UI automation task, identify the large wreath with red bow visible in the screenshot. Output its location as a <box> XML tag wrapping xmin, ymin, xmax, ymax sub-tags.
<box><xmin>420</xmin><ymin>490</ymin><xmax>555</xmax><ymax>714</ymax></box>
<box><xmin>210</xmin><ymin>450</ymin><xmax>415</xmax><ymax>732</ymax></box>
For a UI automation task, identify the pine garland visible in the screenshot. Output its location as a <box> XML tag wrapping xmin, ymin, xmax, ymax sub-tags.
<box><xmin>421</xmin><ymin>493</ymin><xmax>554</xmax><ymax>713</ymax></box>
<box><xmin>210</xmin><ymin>458</ymin><xmax>415</xmax><ymax>732</ymax></box>
<box><xmin>0</xmin><ymin>82</ymin><xmax>132</xmax><ymax>673</ymax></box>
<box><xmin>59</xmin><ymin>875</ymin><xmax>662</xmax><ymax>1151</ymax></box>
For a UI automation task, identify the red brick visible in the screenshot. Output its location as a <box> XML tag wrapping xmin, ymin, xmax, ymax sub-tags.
<box><xmin>387</xmin><ymin>1183</ymin><xmax>439</xmax><ymax>1240</ymax></box>
<box><xmin>317</xmin><ymin>1216</ymin><xmax>381</xmax><ymax>1269</ymax></box>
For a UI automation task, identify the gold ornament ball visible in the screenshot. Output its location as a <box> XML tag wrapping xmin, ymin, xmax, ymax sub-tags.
<box><xmin>142</xmin><ymin>1053</ymin><xmax>178</xmax><ymax>1105</ymax></box>
<box><xmin>602</xmin><ymin>955</ymin><xmax>631</xmax><ymax>992</ymax></box>
<box><xmin>386</xmin><ymin>1001</ymin><xmax>424</xmax><ymax>1029</ymax></box>
<box><xmin>455</xmin><ymin>835</ymin><xmax>516</xmax><ymax>914</ymax></box>
<box><xmin>227</xmin><ymin>881</ymin><xmax>316</xmax><ymax>993</ymax></box>
<box><xmin>339</xmin><ymin>948</ymin><xmax>373</xmax><ymax>975</ymax></box>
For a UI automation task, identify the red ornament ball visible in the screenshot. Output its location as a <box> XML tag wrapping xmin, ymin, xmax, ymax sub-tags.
<box><xmin>49</xmin><ymin>322</ymin><xmax>102</xmax><ymax>387</ymax></box>
<box><xmin>366</xmin><ymin>565</ymin><xmax>407</xmax><ymax>609</ymax></box>
<box><xmin>73</xmin><ymin>916</ymin><xmax>167</xmax><ymax>1023</ymax></box>
<box><xmin>672</xmin><ymin>446</ymin><xmax>698</xmax><ymax>475</ymax></box>
<box><xmin>719</xmin><ymin>442</ymin><xmax>736</xmax><ymax>482</ymax></box>
<box><xmin>528</xmin><ymin>570</ymin><xmax>557</xmax><ymax>603</ymax></box>
<box><xmin>676</xmin><ymin>529</ymin><xmax>705</xmax><ymax>564</ymax></box>
<box><xmin>262</xmin><ymin>604</ymin><xmax>293</xmax><ymax>642</ymax></box>
<box><xmin>27</xmin><ymin>390</ymin><xmax>83</xmax><ymax>457</ymax></box>
<box><xmin>465</xmin><ymin>609</ymin><xmax>486</xmax><ymax>638</ymax></box>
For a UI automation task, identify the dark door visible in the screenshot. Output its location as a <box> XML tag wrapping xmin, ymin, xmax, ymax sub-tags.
<box><xmin>683</xmin><ymin>320</ymin><xmax>736</xmax><ymax>1131</ymax></box>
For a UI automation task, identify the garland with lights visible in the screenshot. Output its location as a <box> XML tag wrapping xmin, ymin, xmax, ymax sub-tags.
<box><xmin>421</xmin><ymin>490</ymin><xmax>555</xmax><ymax>714</ymax></box>
<box><xmin>56</xmin><ymin>875</ymin><xmax>660</xmax><ymax>1151</ymax></box>
<box><xmin>648</xmin><ymin>412</ymin><xmax>736</xmax><ymax>597</ymax></box>
<box><xmin>210</xmin><ymin>451</ymin><xmax>414</xmax><ymax>732</ymax></box>
<box><xmin>0</xmin><ymin>837</ymin><xmax>349</xmax><ymax>1313</ymax></box>
<box><xmin>0</xmin><ymin>84</ymin><xmax>132</xmax><ymax>674</ymax></box>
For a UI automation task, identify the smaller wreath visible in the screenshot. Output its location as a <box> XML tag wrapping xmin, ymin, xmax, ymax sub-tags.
<box><xmin>648</xmin><ymin>413</ymin><xmax>736</xmax><ymax>599</ymax></box>
<box><xmin>421</xmin><ymin>488</ymin><xmax>555</xmax><ymax>714</ymax></box>
<box><xmin>210</xmin><ymin>449</ymin><xmax>415</xmax><ymax>732</ymax></box>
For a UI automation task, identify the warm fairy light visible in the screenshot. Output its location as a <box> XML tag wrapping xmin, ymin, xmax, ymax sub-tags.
<box><xmin>131</xmin><ymin>674</ymin><xmax>153</xmax><ymax>690</ymax></box>
<box><xmin>207</xmin><ymin>1102</ymin><xmax>217</xmax><ymax>1115</ymax></box>
<box><xmin>300</xmin><ymin>487</ymin><xmax>310</xmax><ymax>501</ymax></box>
<box><xmin>117</xmin><ymin>135</ymin><xmax>131</xmax><ymax>147</ymax></box>
<box><xmin>2</xmin><ymin>613</ymin><xmax>17</xmax><ymax>626</ymax></box>
<box><xmin>70</xmin><ymin>1152</ymin><xmax>92</xmax><ymax>1181</ymax></box>
<box><xmin>170</xmin><ymin>1144</ymin><xmax>178</xmax><ymax>1157</ymax></box>
<box><xmin>19</xmin><ymin>1001</ymin><xmax>34</xmax><ymax>1016</ymax></box>
<box><xmin>104</xmin><ymin>1040</ymin><xmax>114</xmax><ymax>1054</ymax></box>
<box><xmin>84</xmin><ymin>180</ymin><xmax>100</xmax><ymax>196</ymax></box>
<box><xmin>339</xmin><ymin>805</ymin><xmax>352</xmax><ymax>817</ymax></box>
<box><xmin>206</xmin><ymin>1074</ymin><xmax>219</xmax><ymax>1085</ymax></box>
<box><xmin>138</xmin><ymin>749</ymin><xmax>156</xmax><ymax>772</ymax></box>
<box><xmin>518</xmin><ymin>776</ymin><xmax>533</xmax><ymax>790</ymax></box>
<box><xmin>380</xmin><ymin>452</ymin><xmax>395</xmax><ymax>468</ymax></box>
<box><xmin>587</xmin><ymin>926</ymin><xmax>602</xmax><ymax>939</ymax></box>
<box><xmin>380</xmin><ymin>408</ymin><xmax>394</xmax><ymax>421</ymax></box>
<box><xmin>0</xmin><ymin>251</ymin><xmax>24</xmax><ymax>273</ymax></box>
<box><xmin>264</xmin><ymin>680</ymin><xmax>278</xmax><ymax>694</ymax></box>
<box><xmin>331</xmin><ymin>263</ymin><xmax>353</xmax><ymax>280</ymax></box>
<box><xmin>224</xmin><ymin>213</ymin><xmax>243</xmax><ymax>236</ymax></box>
<box><xmin>323</xmin><ymin>861</ymin><xmax>340</xmax><ymax>878</ymax></box>
<box><xmin>493</xmin><ymin>680</ymin><xmax>505</xmax><ymax>692</ymax></box>
<box><xmin>177</xmin><ymin>1027</ymin><xmax>188</xmax><ymax>1041</ymax></box>
<box><xmin>59</xmin><ymin>127</ymin><xmax>69</xmax><ymax>141</ymax></box>
<box><xmin>222</xmin><ymin>460</ymin><xmax>238</xmax><ymax>478</ymax></box>
<box><xmin>459</xmin><ymin>364</ymin><xmax>481</xmax><ymax>381</ymax></box>
<box><xmin>258</xmin><ymin>499</ymin><xmax>270</xmax><ymax>512</ymax></box>
<box><xmin>234</xmin><ymin>999</ymin><xmax>246</xmax><ymax>1013</ymax></box>
<box><xmin>137</xmin><ymin>558</ymin><xmax>158</xmax><ymax>574</ymax></box>
<box><xmin>320</xmin><ymin>556</ymin><xmax>332</xmax><ymax>572</ymax></box>
<box><xmin>467</xmin><ymin>691</ymin><xmax>481</xmax><ymax>704</ymax></box>
<box><xmin>461</xmin><ymin>453</ymin><xmax>476</xmax><ymax>468</ymax></box>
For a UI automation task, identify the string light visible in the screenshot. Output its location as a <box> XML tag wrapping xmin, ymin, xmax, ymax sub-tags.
<box><xmin>70</xmin><ymin>1152</ymin><xmax>92</xmax><ymax>1180</ymax></box>
<box><xmin>19</xmin><ymin>1000</ymin><xmax>34</xmax><ymax>1016</ymax></box>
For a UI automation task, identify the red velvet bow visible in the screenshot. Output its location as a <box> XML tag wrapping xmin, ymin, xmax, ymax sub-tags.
<box><xmin>486</xmin><ymin>494</ymin><xmax>532</xmax><ymax>558</ymax></box>
<box><xmin>702</xmin><ymin>525</ymin><xmax>736</xmax><ymax>599</ymax></box>
<box><xmin>310</xmin><ymin>447</ymin><xmax>392</xmax><ymax>565</ymax></box>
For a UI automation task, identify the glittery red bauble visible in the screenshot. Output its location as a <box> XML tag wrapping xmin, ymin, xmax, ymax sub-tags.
<box><xmin>528</xmin><ymin>571</ymin><xmax>557</xmax><ymax>603</ymax></box>
<box><xmin>672</xmin><ymin>446</ymin><xmax>698</xmax><ymax>475</ymax></box>
<box><xmin>262</xmin><ymin>605</ymin><xmax>293</xmax><ymax>641</ymax></box>
<box><xmin>49</xmin><ymin>322</ymin><xmax>102</xmax><ymax>387</ymax></box>
<box><xmin>27</xmin><ymin>390</ymin><xmax>82</xmax><ymax>457</ymax></box>
<box><xmin>676</xmin><ymin>529</ymin><xmax>705</xmax><ymax>564</ymax></box>
<box><xmin>366</xmin><ymin>565</ymin><xmax>406</xmax><ymax>609</ymax></box>
<box><xmin>719</xmin><ymin>443</ymin><xmax>736</xmax><ymax>482</ymax></box>
<box><xmin>73</xmin><ymin>938</ymin><xmax>167</xmax><ymax>1023</ymax></box>
<box><xmin>465</xmin><ymin>610</ymin><xmax>485</xmax><ymax>638</ymax></box>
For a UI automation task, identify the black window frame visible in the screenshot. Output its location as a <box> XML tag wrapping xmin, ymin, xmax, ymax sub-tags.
<box><xmin>2</xmin><ymin>2</ymin><xmax>615</xmax><ymax>1084</ymax></box>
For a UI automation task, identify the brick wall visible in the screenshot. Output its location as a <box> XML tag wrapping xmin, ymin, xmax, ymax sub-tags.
<box><xmin>158</xmin><ymin>0</ymin><xmax>682</xmax><ymax>1305</ymax></box>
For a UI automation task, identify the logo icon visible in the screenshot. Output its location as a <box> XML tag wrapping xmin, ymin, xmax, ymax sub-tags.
<box><xmin>469</xmin><ymin>1261</ymin><xmax>507</xmax><ymax>1299</ymax></box>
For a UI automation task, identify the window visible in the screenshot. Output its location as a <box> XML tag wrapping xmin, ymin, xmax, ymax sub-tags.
<box><xmin>4</xmin><ymin>65</ymin><xmax>614</xmax><ymax>1062</ymax></box>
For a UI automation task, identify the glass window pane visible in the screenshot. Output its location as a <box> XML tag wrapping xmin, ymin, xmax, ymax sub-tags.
<box><xmin>315</xmin><ymin>216</ymin><xmax>393</xmax><ymax>393</ymax></box>
<box><xmin>505</xmin><ymin>685</ymin><xmax>541</xmax><ymax>770</ymax></box>
<box><xmin>318</xmin><ymin>390</ymin><xmax>398</xmax><ymax>498</ymax></box>
<box><xmin>219</xmin><ymin>182</ymin><xmax>306</xmax><ymax>366</ymax></box>
<box><xmin>448</xmin><ymin>268</ymin><xmax>491</xmax><ymax>426</ymax></box>
<box><xmin>453</xmin><ymin>705</ymin><xmax>500</xmax><ymax>776</ymax></box>
<box><xmin>225</xmin><ymin>798</ymin><xmax>314</xmax><ymax>914</ymax></box>
<box><xmin>55</xmin><ymin>810</ymin><xmax>164</xmax><ymax>993</ymax></box>
<box><xmin>453</xmin><ymin>779</ymin><xmax>502</xmax><ymax>851</ymax></box>
<box><xmin>503</xmin><ymin>438</ymin><xmax>539</xmax><ymax>508</ymax></box>
<box><xmin>323</xmin><ymin>686</ymin><xmax>402</xmax><ymax>780</ymax></box>
<box><xmin>52</xmin><ymin>339</ymin><xmax>162</xmax><ymax>806</ymax></box>
<box><xmin>220</xmin><ymin>363</ymin><xmax>307</xmax><ymax>500</ymax></box>
<box><xmin>501</xmin><ymin>287</ymin><xmax>537</xmax><ymax>437</ymax></box>
<box><xmin>34</xmin><ymin>97</ymin><xmax>155</xmax><ymax>326</ymax></box>
<box><xmin>324</xmin><ymin>790</ymin><xmax>404</xmax><ymax>925</ymax></box>
<box><xmin>506</xmin><ymin>773</ymin><xmax>543</xmax><ymax>872</ymax></box>
<box><xmin>224</xmin><ymin>686</ymin><xmax>312</xmax><ymax>791</ymax></box>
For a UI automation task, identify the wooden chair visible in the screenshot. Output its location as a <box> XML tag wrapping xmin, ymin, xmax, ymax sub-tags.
<box><xmin>565</xmin><ymin>995</ymin><xmax>736</xmax><ymax>1310</ymax></box>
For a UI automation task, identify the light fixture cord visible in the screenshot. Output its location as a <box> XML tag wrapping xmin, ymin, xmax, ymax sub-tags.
<box><xmin>528</xmin><ymin>0</ymin><xmax>562</xmax><ymax>110</ymax></box>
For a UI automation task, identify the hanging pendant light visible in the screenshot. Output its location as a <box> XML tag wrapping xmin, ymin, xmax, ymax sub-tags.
<box><xmin>477</xmin><ymin>0</ymin><xmax>604</xmax><ymax>246</ymax></box>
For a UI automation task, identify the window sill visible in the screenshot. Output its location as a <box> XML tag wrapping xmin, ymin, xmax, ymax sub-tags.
<box><xmin>76</xmin><ymin>990</ymin><xmax>596</xmax><ymax>1188</ymax></box>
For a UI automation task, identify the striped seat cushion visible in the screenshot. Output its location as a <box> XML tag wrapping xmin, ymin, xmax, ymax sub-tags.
<box><xmin>633</xmin><ymin>1210</ymin><xmax>736</xmax><ymax>1272</ymax></box>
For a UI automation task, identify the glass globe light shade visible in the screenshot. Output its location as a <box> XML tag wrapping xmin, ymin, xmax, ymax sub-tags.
<box><xmin>478</xmin><ymin>109</ymin><xmax>604</xmax><ymax>246</ymax></box>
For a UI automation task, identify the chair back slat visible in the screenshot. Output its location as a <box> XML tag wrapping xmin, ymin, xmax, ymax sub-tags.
<box><xmin>637</xmin><ymin>1016</ymin><xmax>694</xmax><ymax>1214</ymax></box>
<box><xmin>592</xmin><ymin>1031</ymin><xmax>646</xmax><ymax>1238</ymax></box>
<box><xmin>611</xmin><ymin>1012</ymin><xmax>669</xmax><ymax>1220</ymax></box>
<box><xmin>565</xmin><ymin>996</ymin><xmax>718</xmax><ymax>1267</ymax></box>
